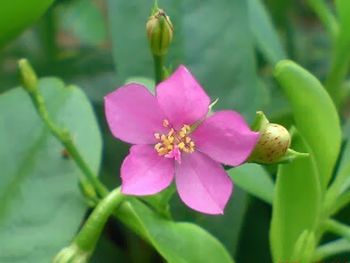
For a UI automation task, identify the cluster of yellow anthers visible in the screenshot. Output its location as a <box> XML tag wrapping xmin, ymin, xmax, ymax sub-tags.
<box><xmin>154</xmin><ymin>119</ymin><xmax>195</xmax><ymax>156</ymax></box>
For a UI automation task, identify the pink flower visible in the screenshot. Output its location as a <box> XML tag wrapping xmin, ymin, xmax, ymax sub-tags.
<box><xmin>104</xmin><ymin>65</ymin><xmax>259</xmax><ymax>214</ymax></box>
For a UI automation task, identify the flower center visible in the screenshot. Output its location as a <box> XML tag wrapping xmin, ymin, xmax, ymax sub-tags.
<box><xmin>154</xmin><ymin>119</ymin><xmax>195</xmax><ymax>161</ymax></box>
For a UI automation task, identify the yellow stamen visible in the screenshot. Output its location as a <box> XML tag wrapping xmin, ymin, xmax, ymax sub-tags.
<box><xmin>154</xmin><ymin>121</ymin><xmax>196</xmax><ymax>157</ymax></box>
<box><xmin>178</xmin><ymin>142</ymin><xmax>185</xmax><ymax>149</ymax></box>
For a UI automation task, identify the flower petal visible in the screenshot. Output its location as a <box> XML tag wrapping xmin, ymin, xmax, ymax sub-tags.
<box><xmin>156</xmin><ymin>65</ymin><xmax>210</xmax><ymax>128</ymax></box>
<box><xmin>105</xmin><ymin>83</ymin><xmax>166</xmax><ymax>144</ymax></box>
<box><xmin>175</xmin><ymin>151</ymin><xmax>233</xmax><ymax>214</ymax></box>
<box><xmin>191</xmin><ymin>111</ymin><xmax>259</xmax><ymax>166</ymax></box>
<box><xmin>121</xmin><ymin>145</ymin><xmax>174</xmax><ymax>195</ymax></box>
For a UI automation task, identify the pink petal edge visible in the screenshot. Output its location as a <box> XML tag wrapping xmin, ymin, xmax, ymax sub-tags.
<box><xmin>104</xmin><ymin>83</ymin><xmax>167</xmax><ymax>145</ymax></box>
<box><xmin>156</xmin><ymin>65</ymin><xmax>210</xmax><ymax>129</ymax></box>
<box><xmin>175</xmin><ymin>151</ymin><xmax>233</xmax><ymax>215</ymax></box>
<box><xmin>191</xmin><ymin>110</ymin><xmax>260</xmax><ymax>166</ymax></box>
<box><xmin>121</xmin><ymin>145</ymin><xmax>175</xmax><ymax>195</ymax></box>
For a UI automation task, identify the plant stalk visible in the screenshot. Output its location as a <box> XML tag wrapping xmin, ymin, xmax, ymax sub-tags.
<box><xmin>153</xmin><ymin>54</ymin><xmax>164</xmax><ymax>84</ymax></box>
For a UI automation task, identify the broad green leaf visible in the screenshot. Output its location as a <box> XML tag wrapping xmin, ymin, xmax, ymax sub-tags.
<box><xmin>116</xmin><ymin>199</ymin><xmax>235</xmax><ymax>263</ymax></box>
<box><xmin>0</xmin><ymin>78</ymin><xmax>102</xmax><ymax>262</ymax></box>
<box><xmin>270</xmin><ymin>132</ymin><xmax>321</xmax><ymax>262</ymax></box>
<box><xmin>228</xmin><ymin>163</ymin><xmax>274</xmax><ymax>204</ymax></box>
<box><xmin>107</xmin><ymin>0</ymin><xmax>263</xmax><ymax>119</ymax></box>
<box><xmin>167</xmin><ymin>180</ymin><xmax>249</xmax><ymax>257</ymax></box>
<box><xmin>248</xmin><ymin>0</ymin><xmax>286</xmax><ymax>65</ymax></box>
<box><xmin>174</xmin><ymin>187</ymin><xmax>249</xmax><ymax>257</ymax></box>
<box><xmin>0</xmin><ymin>0</ymin><xmax>53</xmax><ymax>47</ymax></box>
<box><xmin>274</xmin><ymin>60</ymin><xmax>341</xmax><ymax>189</ymax></box>
<box><xmin>58</xmin><ymin>0</ymin><xmax>106</xmax><ymax>45</ymax></box>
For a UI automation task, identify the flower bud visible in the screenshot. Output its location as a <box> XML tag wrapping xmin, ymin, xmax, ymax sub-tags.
<box><xmin>250</xmin><ymin>123</ymin><xmax>291</xmax><ymax>164</ymax></box>
<box><xmin>18</xmin><ymin>58</ymin><xmax>38</xmax><ymax>93</ymax></box>
<box><xmin>146</xmin><ymin>8</ymin><xmax>173</xmax><ymax>56</ymax></box>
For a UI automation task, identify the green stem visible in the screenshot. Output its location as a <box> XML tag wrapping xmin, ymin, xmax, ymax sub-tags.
<box><xmin>313</xmin><ymin>238</ymin><xmax>350</xmax><ymax>261</ymax></box>
<box><xmin>325</xmin><ymin>41</ymin><xmax>350</xmax><ymax>105</ymax></box>
<box><xmin>19</xmin><ymin>59</ymin><xmax>108</xmax><ymax>198</ymax></box>
<box><xmin>38</xmin><ymin>6</ymin><xmax>58</xmax><ymax>62</ymax></box>
<box><xmin>75</xmin><ymin>188</ymin><xmax>125</xmax><ymax>251</ymax></box>
<box><xmin>307</xmin><ymin>0</ymin><xmax>338</xmax><ymax>39</ymax></box>
<box><xmin>325</xmin><ymin>162</ymin><xmax>350</xmax><ymax>215</ymax></box>
<box><xmin>153</xmin><ymin>54</ymin><xmax>164</xmax><ymax>84</ymax></box>
<box><xmin>324</xmin><ymin>219</ymin><xmax>350</xmax><ymax>241</ymax></box>
<box><xmin>28</xmin><ymin>91</ymin><xmax>108</xmax><ymax>197</ymax></box>
<box><xmin>331</xmin><ymin>191</ymin><xmax>350</xmax><ymax>215</ymax></box>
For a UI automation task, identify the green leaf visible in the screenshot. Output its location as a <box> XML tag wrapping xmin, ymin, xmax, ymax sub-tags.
<box><xmin>0</xmin><ymin>78</ymin><xmax>102</xmax><ymax>262</ymax></box>
<box><xmin>116</xmin><ymin>199</ymin><xmax>235</xmax><ymax>263</ymax></box>
<box><xmin>183</xmin><ymin>187</ymin><xmax>249</xmax><ymax>257</ymax></box>
<box><xmin>336</xmin><ymin>0</ymin><xmax>350</xmax><ymax>44</ymax></box>
<box><xmin>248</xmin><ymin>0</ymin><xmax>287</xmax><ymax>65</ymax></box>
<box><xmin>306</xmin><ymin>0</ymin><xmax>338</xmax><ymax>39</ymax></box>
<box><xmin>335</xmin><ymin>118</ymin><xmax>350</xmax><ymax>193</ymax></box>
<box><xmin>107</xmin><ymin>0</ymin><xmax>264</xmax><ymax>119</ymax></box>
<box><xmin>270</xmin><ymin>132</ymin><xmax>321</xmax><ymax>262</ymax></box>
<box><xmin>0</xmin><ymin>0</ymin><xmax>53</xmax><ymax>47</ymax></box>
<box><xmin>228</xmin><ymin>163</ymin><xmax>274</xmax><ymax>204</ymax></box>
<box><xmin>325</xmin><ymin>0</ymin><xmax>350</xmax><ymax>103</ymax></box>
<box><xmin>274</xmin><ymin>60</ymin><xmax>341</xmax><ymax>189</ymax></box>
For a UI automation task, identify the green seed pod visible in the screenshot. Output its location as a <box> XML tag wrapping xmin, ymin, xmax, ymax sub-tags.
<box><xmin>146</xmin><ymin>9</ymin><xmax>173</xmax><ymax>56</ymax></box>
<box><xmin>250</xmin><ymin>123</ymin><xmax>291</xmax><ymax>164</ymax></box>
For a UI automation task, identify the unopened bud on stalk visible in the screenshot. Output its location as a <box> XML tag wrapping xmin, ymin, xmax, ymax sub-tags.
<box><xmin>146</xmin><ymin>8</ymin><xmax>173</xmax><ymax>56</ymax></box>
<box><xmin>250</xmin><ymin>123</ymin><xmax>291</xmax><ymax>164</ymax></box>
<box><xmin>18</xmin><ymin>58</ymin><xmax>38</xmax><ymax>93</ymax></box>
<box><xmin>249</xmin><ymin>111</ymin><xmax>307</xmax><ymax>164</ymax></box>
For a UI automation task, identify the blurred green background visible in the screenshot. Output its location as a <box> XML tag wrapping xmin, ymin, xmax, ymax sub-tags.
<box><xmin>0</xmin><ymin>0</ymin><xmax>349</xmax><ymax>262</ymax></box>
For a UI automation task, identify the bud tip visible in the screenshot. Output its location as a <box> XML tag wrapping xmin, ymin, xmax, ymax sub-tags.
<box><xmin>146</xmin><ymin>7</ymin><xmax>173</xmax><ymax>56</ymax></box>
<box><xmin>18</xmin><ymin>58</ymin><xmax>38</xmax><ymax>93</ymax></box>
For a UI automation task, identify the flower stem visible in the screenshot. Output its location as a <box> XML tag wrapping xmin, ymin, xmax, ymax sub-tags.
<box><xmin>325</xmin><ymin>161</ymin><xmax>350</xmax><ymax>215</ymax></box>
<box><xmin>305</xmin><ymin>0</ymin><xmax>349</xmax><ymax>106</ymax></box>
<box><xmin>332</xmin><ymin>191</ymin><xmax>350</xmax><ymax>215</ymax></box>
<box><xmin>313</xmin><ymin>238</ymin><xmax>350</xmax><ymax>261</ymax></box>
<box><xmin>74</xmin><ymin>188</ymin><xmax>125</xmax><ymax>252</ymax></box>
<box><xmin>324</xmin><ymin>219</ymin><xmax>350</xmax><ymax>241</ymax></box>
<box><xmin>153</xmin><ymin>54</ymin><xmax>164</xmax><ymax>84</ymax></box>
<box><xmin>18</xmin><ymin>59</ymin><xmax>108</xmax><ymax>198</ymax></box>
<box><xmin>38</xmin><ymin>6</ymin><xmax>58</xmax><ymax>62</ymax></box>
<box><xmin>306</xmin><ymin>0</ymin><xmax>338</xmax><ymax>39</ymax></box>
<box><xmin>30</xmin><ymin>91</ymin><xmax>108</xmax><ymax>197</ymax></box>
<box><xmin>325</xmin><ymin>43</ymin><xmax>350</xmax><ymax>105</ymax></box>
